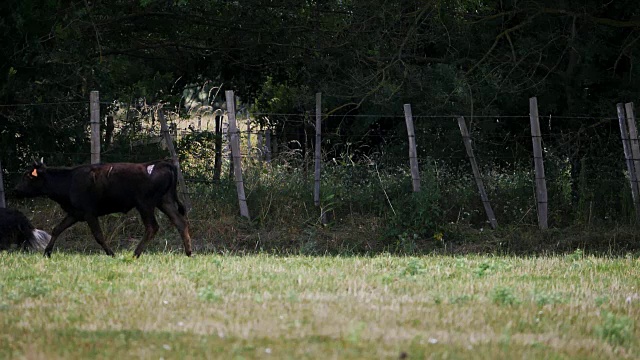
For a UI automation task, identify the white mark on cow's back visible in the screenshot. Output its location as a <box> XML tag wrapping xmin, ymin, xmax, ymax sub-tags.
<box><xmin>147</xmin><ymin>164</ymin><xmax>155</xmax><ymax>175</ymax></box>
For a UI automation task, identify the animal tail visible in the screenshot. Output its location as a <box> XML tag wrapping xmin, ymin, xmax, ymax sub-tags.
<box><xmin>177</xmin><ymin>197</ymin><xmax>186</xmax><ymax>216</ymax></box>
<box><xmin>29</xmin><ymin>229</ymin><xmax>51</xmax><ymax>251</ymax></box>
<box><xmin>168</xmin><ymin>161</ymin><xmax>187</xmax><ymax>216</ymax></box>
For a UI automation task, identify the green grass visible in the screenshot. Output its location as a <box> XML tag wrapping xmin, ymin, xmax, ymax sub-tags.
<box><xmin>0</xmin><ymin>252</ymin><xmax>639</xmax><ymax>359</ymax></box>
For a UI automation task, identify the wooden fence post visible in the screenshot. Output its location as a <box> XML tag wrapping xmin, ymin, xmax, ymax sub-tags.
<box><xmin>314</xmin><ymin>93</ymin><xmax>322</xmax><ymax>207</ymax></box>
<box><xmin>158</xmin><ymin>108</ymin><xmax>192</xmax><ymax>213</ymax></box>
<box><xmin>617</xmin><ymin>103</ymin><xmax>640</xmax><ymax>221</ymax></box>
<box><xmin>246</xmin><ymin>115</ymin><xmax>252</xmax><ymax>158</ymax></box>
<box><xmin>227</xmin><ymin>121</ymin><xmax>234</xmax><ymax>180</ymax></box>
<box><xmin>90</xmin><ymin>90</ymin><xmax>101</xmax><ymax>164</ymax></box>
<box><xmin>303</xmin><ymin>115</ymin><xmax>309</xmax><ymax>181</ymax></box>
<box><xmin>219</xmin><ymin>113</ymin><xmax>232</xmax><ymax>178</ymax></box>
<box><xmin>403</xmin><ymin>104</ymin><xmax>421</xmax><ymax>192</ymax></box>
<box><xmin>529</xmin><ymin>97</ymin><xmax>548</xmax><ymax>229</ymax></box>
<box><xmin>271</xmin><ymin>130</ymin><xmax>278</xmax><ymax>160</ymax></box>
<box><xmin>0</xmin><ymin>160</ymin><xmax>6</xmax><ymax>208</ymax></box>
<box><xmin>225</xmin><ymin>90</ymin><xmax>250</xmax><ymax>219</ymax></box>
<box><xmin>314</xmin><ymin>92</ymin><xmax>326</xmax><ymax>224</ymax></box>
<box><xmin>214</xmin><ymin>112</ymin><xmax>222</xmax><ymax>181</ymax></box>
<box><xmin>457</xmin><ymin>117</ymin><xmax>498</xmax><ymax>229</ymax></box>
<box><xmin>624</xmin><ymin>103</ymin><xmax>640</xmax><ymax>205</ymax></box>
<box><xmin>104</xmin><ymin>115</ymin><xmax>114</xmax><ymax>151</ymax></box>
<box><xmin>257</xmin><ymin>128</ymin><xmax>264</xmax><ymax>162</ymax></box>
<box><xmin>265</xmin><ymin>129</ymin><xmax>272</xmax><ymax>163</ymax></box>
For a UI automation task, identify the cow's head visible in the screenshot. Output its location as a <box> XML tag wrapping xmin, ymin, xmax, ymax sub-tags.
<box><xmin>14</xmin><ymin>158</ymin><xmax>47</xmax><ymax>197</ymax></box>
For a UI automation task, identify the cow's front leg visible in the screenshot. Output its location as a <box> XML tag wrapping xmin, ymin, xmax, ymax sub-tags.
<box><xmin>45</xmin><ymin>215</ymin><xmax>78</xmax><ymax>257</ymax></box>
<box><xmin>86</xmin><ymin>216</ymin><xmax>115</xmax><ymax>256</ymax></box>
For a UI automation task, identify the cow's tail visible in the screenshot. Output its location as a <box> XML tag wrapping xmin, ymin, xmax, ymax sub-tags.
<box><xmin>168</xmin><ymin>162</ymin><xmax>187</xmax><ymax>216</ymax></box>
<box><xmin>177</xmin><ymin>196</ymin><xmax>186</xmax><ymax>216</ymax></box>
<box><xmin>28</xmin><ymin>229</ymin><xmax>50</xmax><ymax>251</ymax></box>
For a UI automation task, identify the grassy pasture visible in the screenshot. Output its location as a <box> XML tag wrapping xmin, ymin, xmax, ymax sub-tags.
<box><xmin>0</xmin><ymin>252</ymin><xmax>638</xmax><ymax>359</ymax></box>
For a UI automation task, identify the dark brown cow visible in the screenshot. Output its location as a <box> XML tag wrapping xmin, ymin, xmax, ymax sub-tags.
<box><xmin>14</xmin><ymin>159</ymin><xmax>192</xmax><ymax>258</ymax></box>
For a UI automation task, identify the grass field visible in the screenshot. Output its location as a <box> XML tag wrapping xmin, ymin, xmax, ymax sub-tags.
<box><xmin>0</xmin><ymin>251</ymin><xmax>638</xmax><ymax>359</ymax></box>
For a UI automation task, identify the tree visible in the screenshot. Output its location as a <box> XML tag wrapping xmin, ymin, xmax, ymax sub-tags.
<box><xmin>1</xmin><ymin>0</ymin><xmax>639</xmax><ymax>179</ymax></box>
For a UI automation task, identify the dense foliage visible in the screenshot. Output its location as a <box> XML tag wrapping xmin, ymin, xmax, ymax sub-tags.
<box><xmin>2</xmin><ymin>1</ymin><xmax>638</xmax><ymax>147</ymax></box>
<box><xmin>1</xmin><ymin>0</ymin><xmax>639</xmax><ymax>234</ymax></box>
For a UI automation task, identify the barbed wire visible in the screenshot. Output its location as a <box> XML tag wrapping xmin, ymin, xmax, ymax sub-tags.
<box><xmin>0</xmin><ymin>99</ymin><xmax>621</xmax><ymax>119</ymax></box>
<box><xmin>0</xmin><ymin>98</ymin><xmax>633</xmax><ymax>225</ymax></box>
<box><xmin>0</xmin><ymin>101</ymin><xmax>89</xmax><ymax>107</ymax></box>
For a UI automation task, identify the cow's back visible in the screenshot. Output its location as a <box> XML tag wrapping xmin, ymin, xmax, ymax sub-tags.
<box><xmin>68</xmin><ymin>161</ymin><xmax>176</xmax><ymax>216</ymax></box>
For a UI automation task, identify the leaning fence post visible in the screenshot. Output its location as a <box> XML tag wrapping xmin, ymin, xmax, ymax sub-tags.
<box><xmin>617</xmin><ymin>103</ymin><xmax>640</xmax><ymax>222</ymax></box>
<box><xmin>624</xmin><ymin>103</ymin><xmax>640</xmax><ymax>205</ymax></box>
<box><xmin>403</xmin><ymin>104</ymin><xmax>421</xmax><ymax>192</ymax></box>
<box><xmin>0</xmin><ymin>160</ymin><xmax>6</xmax><ymax>208</ymax></box>
<box><xmin>90</xmin><ymin>90</ymin><xmax>100</xmax><ymax>164</ymax></box>
<box><xmin>457</xmin><ymin>117</ymin><xmax>497</xmax><ymax>229</ymax></box>
<box><xmin>158</xmin><ymin>108</ymin><xmax>192</xmax><ymax>213</ymax></box>
<box><xmin>529</xmin><ymin>97</ymin><xmax>548</xmax><ymax>229</ymax></box>
<box><xmin>225</xmin><ymin>90</ymin><xmax>250</xmax><ymax>219</ymax></box>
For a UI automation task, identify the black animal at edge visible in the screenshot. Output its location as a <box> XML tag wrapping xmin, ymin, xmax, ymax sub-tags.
<box><xmin>0</xmin><ymin>207</ymin><xmax>50</xmax><ymax>251</ymax></box>
<box><xmin>14</xmin><ymin>159</ymin><xmax>192</xmax><ymax>258</ymax></box>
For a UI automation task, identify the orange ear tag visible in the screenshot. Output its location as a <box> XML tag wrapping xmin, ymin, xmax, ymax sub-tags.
<box><xmin>31</xmin><ymin>169</ymin><xmax>38</xmax><ymax>177</ymax></box>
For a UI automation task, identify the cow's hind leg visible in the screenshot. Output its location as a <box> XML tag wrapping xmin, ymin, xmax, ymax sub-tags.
<box><xmin>133</xmin><ymin>208</ymin><xmax>159</xmax><ymax>258</ymax></box>
<box><xmin>159</xmin><ymin>202</ymin><xmax>192</xmax><ymax>256</ymax></box>
<box><xmin>86</xmin><ymin>216</ymin><xmax>115</xmax><ymax>257</ymax></box>
<box><xmin>44</xmin><ymin>215</ymin><xmax>78</xmax><ymax>257</ymax></box>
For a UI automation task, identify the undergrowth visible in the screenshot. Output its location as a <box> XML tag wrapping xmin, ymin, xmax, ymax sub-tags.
<box><xmin>7</xmin><ymin>148</ymin><xmax>640</xmax><ymax>257</ymax></box>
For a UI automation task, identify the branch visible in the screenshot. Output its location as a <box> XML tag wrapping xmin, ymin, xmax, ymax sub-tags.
<box><xmin>465</xmin><ymin>12</ymin><xmax>541</xmax><ymax>76</ymax></box>
<box><xmin>614</xmin><ymin>32</ymin><xmax>640</xmax><ymax>76</ymax></box>
<box><xmin>83</xmin><ymin>0</ymin><xmax>103</xmax><ymax>62</ymax></box>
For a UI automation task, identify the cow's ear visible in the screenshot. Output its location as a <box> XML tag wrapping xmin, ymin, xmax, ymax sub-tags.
<box><xmin>30</xmin><ymin>157</ymin><xmax>46</xmax><ymax>177</ymax></box>
<box><xmin>30</xmin><ymin>163</ymin><xmax>47</xmax><ymax>177</ymax></box>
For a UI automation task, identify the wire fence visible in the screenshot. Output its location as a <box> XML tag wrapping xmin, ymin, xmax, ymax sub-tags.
<box><xmin>0</xmin><ymin>97</ymin><xmax>637</xmax><ymax>231</ymax></box>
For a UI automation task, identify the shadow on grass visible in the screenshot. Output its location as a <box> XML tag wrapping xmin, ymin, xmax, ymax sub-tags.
<box><xmin>12</xmin><ymin>223</ymin><xmax>640</xmax><ymax>259</ymax></box>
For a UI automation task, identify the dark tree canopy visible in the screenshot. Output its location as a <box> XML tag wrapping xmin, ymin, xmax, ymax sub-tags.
<box><xmin>1</xmin><ymin>0</ymin><xmax>639</xmax><ymax>172</ymax></box>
